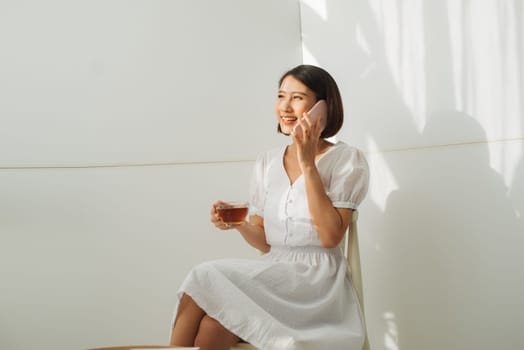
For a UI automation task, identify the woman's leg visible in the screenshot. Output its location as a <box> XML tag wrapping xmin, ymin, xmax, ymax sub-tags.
<box><xmin>194</xmin><ymin>315</ymin><xmax>241</xmax><ymax>350</ymax></box>
<box><xmin>170</xmin><ymin>293</ymin><xmax>206</xmax><ymax>346</ymax></box>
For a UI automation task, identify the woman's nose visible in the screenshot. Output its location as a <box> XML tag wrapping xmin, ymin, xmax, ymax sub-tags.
<box><xmin>279</xmin><ymin>99</ymin><xmax>292</xmax><ymax>112</ymax></box>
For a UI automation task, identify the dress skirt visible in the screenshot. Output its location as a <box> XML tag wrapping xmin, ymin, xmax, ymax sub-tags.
<box><xmin>171</xmin><ymin>245</ymin><xmax>365</xmax><ymax>350</ymax></box>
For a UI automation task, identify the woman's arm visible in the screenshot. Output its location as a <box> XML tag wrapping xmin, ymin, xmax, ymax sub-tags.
<box><xmin>236</xmin><ymin>215</ymin><xmax>270</xmax><ymax>253</ymax></box>
<box><xmin>302</xmin><ymin>165</ymin><xmax>352</xmax><ymax>247</ymax></box>
<box><xmin>293</xmin><ymin>114</ymin><xmax>352</xmax><ymax>248</ymax></box>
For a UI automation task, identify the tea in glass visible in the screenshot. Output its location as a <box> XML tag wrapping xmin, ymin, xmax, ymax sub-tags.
<box><xmin>216</xmin><ymin>202</ymin><xmax>249</xmax><ymax>225</ymax></box>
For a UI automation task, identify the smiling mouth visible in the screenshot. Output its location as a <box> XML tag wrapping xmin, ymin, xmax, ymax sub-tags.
<box><xmin>281</xmin><ymin>116</ymin><xmax>297</xmax><ymax>123</ymax></box>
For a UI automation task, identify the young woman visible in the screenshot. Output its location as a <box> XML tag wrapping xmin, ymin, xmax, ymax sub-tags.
<box><xmin>170</xmin><ymin>64</ymin><xmax>369</xmax><ymax>350</ymax></box>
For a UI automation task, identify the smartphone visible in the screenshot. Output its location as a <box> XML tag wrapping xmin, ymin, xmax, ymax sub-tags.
<box><xmin>293</xmin><ymin>100</ymin><xmax>327</xmax><ymax>138</ymax></box>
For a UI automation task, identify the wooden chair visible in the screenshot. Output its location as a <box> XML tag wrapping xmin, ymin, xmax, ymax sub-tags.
<box><xmin>90</xmin><ymin>212</ymin><xmax>368</xmax><ymax>350</ymax></box>
<box><xmin>342</xmin><ymin>210</ymin><xmax>370</xmax><ymax>350</ymax></box>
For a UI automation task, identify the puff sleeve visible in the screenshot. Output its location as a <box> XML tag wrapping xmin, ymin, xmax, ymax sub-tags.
<box><xmin>326</xmin><ymin>147</ymin><xmax>369</xmax><ymax>209</ymax></box>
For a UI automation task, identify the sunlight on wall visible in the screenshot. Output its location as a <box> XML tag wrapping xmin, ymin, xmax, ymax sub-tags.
<box><xmin>300</xmin><ymin>0</ymin><xmax>325</xmax><ymax>66</ymax></box>
<box><xmin>447</xmin><ymin>0</ymin><xmax>465</xmax><ymax>112</ymax></box>
<box><xmin>446</xmin><ymin>0</ymin><xmax>522</xmax><ymax>188</ymax></box>
<box><xmin>302</xmin><ymin>44</ymin><xmax>320</xmax><ymax>66</ymax></box>
<box><xmin>367</xmin><ymin>137</ymin><xmax>398</xmax><ymax>212</ymax></box>
<box><xmin>301</xmin><ymin>0</ymin><xmax>327</xmax><ymax>20</ymax></box>
<box><xmin>368</xmin><ymin>0</ymin><xmax>522</xmax><ymax>189</ymax></box>
<box><xmin>356</xmin><ymin>24</ymin><xmax>371</xmax><ymax>56</ymax></box>
<box><xmin>383</xmin><ymin>312</ymin><xmax>399</xmax><ymax>350</ymax></box>
<box><xmin>368</xmin><ymin>0</ymin><xmax>427</xmax><ymax>133</ymax></box>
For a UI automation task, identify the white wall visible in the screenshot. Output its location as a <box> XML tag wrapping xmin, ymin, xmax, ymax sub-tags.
<box><xmin>0</xmin><ymin>1</ymin><xmax>301</xmax><ymax>349</ymax></box>
<box><xmin>3</xmin><ymin>1</ymin><xmax>523</xmax><ymax>350</ymax></box>
<box><xmin>300</xmin><ymin>0</ymin><xmax>524</xmax><ymax>349</ymax></box>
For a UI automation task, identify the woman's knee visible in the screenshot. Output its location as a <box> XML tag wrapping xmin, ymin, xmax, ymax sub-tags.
<box><xmin>173</xmin><ymin>293</ymin><xmax>203</xmax><ymax>322</ymax></box>
<box><xmin>194</xmin><ymin>315</ymin><xmax>238</xmax><ymax>348</ymax></box>
<box><xmin>194</xmin><ymin>316</ymin><xmax>224</xmax><ymax>343</ymax></box>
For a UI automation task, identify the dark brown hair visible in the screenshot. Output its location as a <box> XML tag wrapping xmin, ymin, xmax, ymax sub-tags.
<box><xmin>277</xmin><ymin>64</ymin><xmax>344</xmax><ymax>138</ymax></box>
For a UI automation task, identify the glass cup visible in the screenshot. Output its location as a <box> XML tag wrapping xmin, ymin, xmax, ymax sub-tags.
<box><xmin>216</xmin><ymin>201</ymin><xmax>249</xmax><ymax>225</ymax></box>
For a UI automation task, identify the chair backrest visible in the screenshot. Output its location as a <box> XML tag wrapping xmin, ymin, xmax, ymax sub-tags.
<box><xmin>340</xmin><ymin>210</ymin><xmax>370</xmax><ymax>350</ymax></box>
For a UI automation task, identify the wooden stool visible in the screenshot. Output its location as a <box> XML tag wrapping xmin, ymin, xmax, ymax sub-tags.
<box><xmin>88</xmin><ymin>346</ymin><xmax>196</xmax><ymax>350</ymax></box>
<box><xmin>88</xmin><ymin>344</ymin><xmax>254</xmax><ymax>349</ymax></box>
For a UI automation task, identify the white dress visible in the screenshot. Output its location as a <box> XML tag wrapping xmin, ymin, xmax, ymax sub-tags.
<box><xmin>172</xmin><ymin>141</ymin><xmax>370</xmax><ymax>350</ymax></box>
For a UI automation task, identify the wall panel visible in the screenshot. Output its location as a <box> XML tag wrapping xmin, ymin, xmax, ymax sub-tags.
<box><xmin>0</xmin><ymin>0</ymin><xmax>300</xmax><ymax>167</ymax></box>
<box><xmin>0</xmin><ymin>161</ymin><xmax>259</xmax><ymax>349</ymax></box>
<box><xmin>0</xmin><ymin>1</ymin><xmax>301</xmax><ymax>349</ymax></box>
<box><xmin>300</xmin><ymin>1</ymin><xmax>524</xmax><ymax>349</ymax></box>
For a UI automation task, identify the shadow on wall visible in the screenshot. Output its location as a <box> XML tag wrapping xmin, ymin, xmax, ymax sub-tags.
<box><xmin>377</xmin><ymin>112</ymin><xmax>522</xmax><ymax>350</ymax></box>
<box><xmin>301</xmin><ymin>0</ymin><xmax>524</xmax><ymax>349</ymax></box>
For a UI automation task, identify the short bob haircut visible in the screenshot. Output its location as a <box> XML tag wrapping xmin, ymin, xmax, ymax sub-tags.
<box><xmin>277</xmin><ymin>64</ymin><xmax>344</xmax><ymax>139</ymax></box>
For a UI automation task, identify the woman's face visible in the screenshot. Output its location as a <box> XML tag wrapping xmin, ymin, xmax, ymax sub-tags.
<box><xmin>276</xmin><ymin>75</ymin><xmax>317</xmax><ymax>135</ymax></box>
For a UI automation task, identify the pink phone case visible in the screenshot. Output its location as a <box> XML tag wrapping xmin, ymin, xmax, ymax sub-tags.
<box><xmin>293</xmin><ymin>100</ymin><xmax>327</xmax><ymax>137</ymax></box>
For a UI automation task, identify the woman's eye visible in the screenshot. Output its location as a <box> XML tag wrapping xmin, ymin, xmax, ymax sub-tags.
<box><xmin>277</xmin><ymin>94</ymin><xmax>284</xmax><ymax>99</ymax></box>
<box><xmin>293</xmin><ymin>96</ymin><xmax>303</xmax><ymax>100</ymax></box>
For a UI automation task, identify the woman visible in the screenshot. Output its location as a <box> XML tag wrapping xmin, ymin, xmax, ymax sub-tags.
<box><xmin>169</xmin><ymin>64</ymin><xmax>369</xmax><ymax>350</ymax></box>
